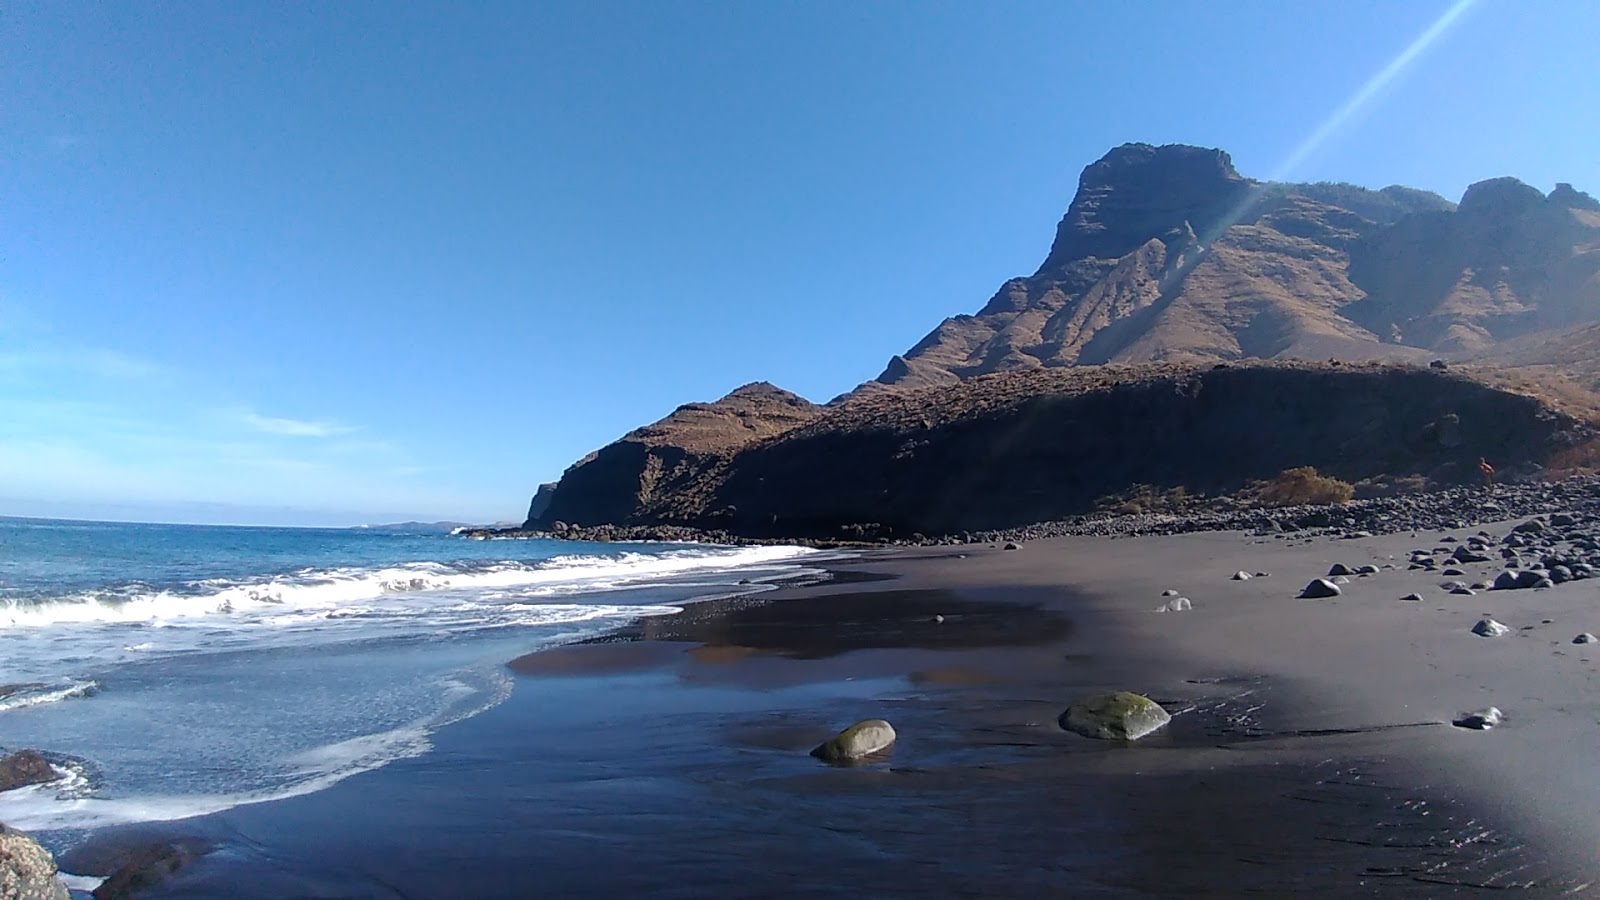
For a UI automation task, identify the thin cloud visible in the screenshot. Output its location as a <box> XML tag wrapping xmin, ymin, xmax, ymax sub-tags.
<box><xmin>0</xmin><ymin>347</ymin><xmax>168</xmax><ymax>380</ymax></box>
<box><xmin>238</xmin><ymin>411</ymin><xmax>354</xmax><ymax>438</ymax></box>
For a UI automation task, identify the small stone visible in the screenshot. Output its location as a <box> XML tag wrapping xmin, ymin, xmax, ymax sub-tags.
<box><xmin>1574</xmin><ymin>633</ymin><xmax>1597</xmax><ymax>644</ymax></box>
<box><xmin>1493</xmin><ymin>571</ymin><xmax>1523</xmax><ymax>591</ymax></box>
<box><xmin>933</xmin><ymin>615</ymin><xmax>945</xmax><ymax>624</ymax></box>
<box><xmin>1155</xmin><ymin>597</ymin><xmax>1192</xmax><ymax>612</ymax></box>
<box><xmin>1003</xmin><ymin>542</ymin><xmax>1020</xmax><ymax>551</ymax></box>
<box><xmin>1551</xmin><ymin>513</ymin><xmax>1577</xmax><ymax>527</ymax></box>
<box><xmin>1059</xmin><ymin>692</ymin><xmax>1171</xmax><ymax>741</ymax></box>
<box><xmin>1453</xmin><ymin>707</ymin><xmax>1503</xmax><ymax>730</ymax></box>
<box><xmin>811</xmin><ymin>720</ymin><xmax>897</xmax><ymax>762</ymax></box>
<box><xmin>1161</xmin><ymin>589</ymin><xmax>1179</xmax><ymax>597</ymax></box>
<box><xmin>1451</xmin><ymin>587</ymin><xmax>1476</xmax><ymax>596</ymax></box>
<box><xmin>1442</xmin><ymin>568</ymin><xmax>1465</xmax><ymax>577</ymax></box>
<box><xmin>1472</xmin><ymin>618</ymin><xmax>1511</xmax><ymax>638</ymax></box>
<box><xmin>1300</xmin><ymin>578</ymin><xmax>1341</xmax><ymax>599</ymax></box>
<box><xmin>1231</xmin><ymin>571</ymin><xmax>1252</xmax><ymax>581</ymax></box>
<box><xmin>1355</xmin><ymin>564</ymin><xmax>1380</xmax><ymax>575</ymax></box>
<box><xmin>1327</xmin><ymin>563</ymin><xmax>1354</xmax><ymax>577</ymax></box>
<box><xmin>1400</xmin><ymin>593</ymin><xmax>1425</xmax><ymax>602</ymax></box>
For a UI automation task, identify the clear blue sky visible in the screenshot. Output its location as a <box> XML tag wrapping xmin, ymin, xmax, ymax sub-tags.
<box><xmin>3</xmin><ymin>0</ymin><xmax>1596</xmax><ymax>525</ymax></box>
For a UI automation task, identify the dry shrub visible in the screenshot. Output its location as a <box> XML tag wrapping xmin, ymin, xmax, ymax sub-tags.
<box><xmin>1545</xmin><ymin>437</ymin><xmax>1600</xmax><ymax>478</ymax></box>
<box><xmin>1254</xmin><ymin>467</ymin><xmax>1355</xmax><ymax>507</ymax></box>
<box><xmin>1098</xmin><ymin>484</ymin><xmax>1196</xmax><ymax>516</ymax></box>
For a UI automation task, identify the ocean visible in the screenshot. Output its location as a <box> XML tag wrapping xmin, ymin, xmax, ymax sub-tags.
<box><xmin>0</xmin><ymin>516</ymin><xmax>817</xmax><ymax>841</ymax></box>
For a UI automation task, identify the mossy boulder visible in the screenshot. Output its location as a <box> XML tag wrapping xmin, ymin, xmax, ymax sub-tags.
<box><xmin>1059</xmin><ymin>691</ymin><xmax>1171</xmax><ymax>741</ymax></box>
<box><xmin>810</xmin><ymin>719</ymin><xmax>896</xmax><ymax>762</ymax></box>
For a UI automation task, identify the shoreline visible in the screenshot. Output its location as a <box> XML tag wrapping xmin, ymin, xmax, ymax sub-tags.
<box><xmin>467</xmin><ymin>475</ymin><xmax>1600</xmax><ymax>546</ymax></box>
<box><xmin>30</xmin><ymin>511</ymin><xmax>1600</xmax><ymax>895</ymax></box>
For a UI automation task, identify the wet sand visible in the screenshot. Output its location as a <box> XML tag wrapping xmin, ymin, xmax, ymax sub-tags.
<box><xmin>72</xmin><ymin>524</ymin><xmax>1600</xmax><ymax>896</ymax></box>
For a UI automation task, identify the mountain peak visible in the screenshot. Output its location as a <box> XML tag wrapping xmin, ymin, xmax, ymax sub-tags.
<box><xmin>1458</xmin><ymin>176</ymin><xmax>1545</xmax><ymax>218</ymax></box>
<box><xmin>1037</xmin><ymin>143</ymin><xmax>1251</xmax><ymax>275</ymax></box>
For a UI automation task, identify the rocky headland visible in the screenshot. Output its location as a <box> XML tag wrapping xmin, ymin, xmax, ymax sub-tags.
<box><xmin>497</xmin><ymin>143</ymin><xmax>1600</xmax><ymax>545</ymax></box>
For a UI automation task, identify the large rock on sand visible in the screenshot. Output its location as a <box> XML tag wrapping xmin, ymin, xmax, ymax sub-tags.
<box><xmin>811</xmin><ymin>720</ymin><xmax>896</xmax><ymax>762</ymax></box>
<box><xmin>1300</xmin><ymin>578</ymin><xmax>1341</xmax><ymax>599</ymax></box>
<box><xmin>0</xmin><ymin>751</ymin><xmax>58</xmax><ymax>793</ymax></box>
<box><xmin>0</xmin><ymin>823</ymin><xmax>71</xmax><ymax>900</ymax></box>
<box><xmin>1059</xmin><ymin>692</ymin><xmax>1171</xmax><ymax>741</ymax></box>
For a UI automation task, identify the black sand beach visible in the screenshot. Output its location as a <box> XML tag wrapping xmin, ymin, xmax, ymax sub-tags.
<box><xmin>65</xmin><ymin>524</ymin><xmax>1600</xmax><ymax>897</ymax></box>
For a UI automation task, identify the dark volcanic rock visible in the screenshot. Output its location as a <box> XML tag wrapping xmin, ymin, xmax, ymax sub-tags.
<box><xmin>1301</xmin><ymin>578</ymin><xmax>1342</xmax><ymax>599</ymax></box>
<box><xmin>529</xmin><ymin>382</ymin><xmax>820</xmax><ymax>529</ymax></box>
<box><xmin>0</xmin><ymin>750</ymin><xmax>57</xmax><ymax>793</ymax></box>
<box><xmin>531</xmin><ymin>362</ymin><xmax>1591</xmax><ymax>540</ymax></box>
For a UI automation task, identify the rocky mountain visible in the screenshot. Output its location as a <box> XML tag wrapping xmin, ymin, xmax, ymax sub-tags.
<box><xmin>854</xmin><ymin>143</ymin><xmax>1600</xmax><ymax>397</ymax></box>
<box><xmin>533</xmin><ymin>382</ymin><xmax>820</xmax><ymax>528</ymax></box>
<box><xmin>527</xmin><ymin>362</ymin><xmax>1592</xmax><ymax>539</ymax></box>
<box><xmin>517</xmin><ymin>144</ymin><xmax>1600</xmax><ymax>539</ymax></box>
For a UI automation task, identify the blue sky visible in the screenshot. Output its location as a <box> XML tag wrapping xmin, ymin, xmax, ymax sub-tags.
<box><xmin>2</xmin><ymin>0</ymin><xmax>1597</xmax><ymax>525</ymax></box>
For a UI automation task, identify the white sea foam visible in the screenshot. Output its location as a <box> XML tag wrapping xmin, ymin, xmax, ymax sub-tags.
<box><xmin>0</xmin><ymin>680</ymin><xmax>98</xmax><ymax>712</ymax></box>
<box><xmin>0</xmin><ymin>667</ymin><xmax>517</xmax><ymax>834</ymax></box>
<box><xmin>0</xmin><ymin>544</ymin><xmax>814</xmax><ymax>629</ymax></box>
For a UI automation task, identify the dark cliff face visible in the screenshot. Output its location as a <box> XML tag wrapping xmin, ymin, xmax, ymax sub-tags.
<box><xmin>539</xmin><ymin>363</ymin><xmax>1589</xmax><ymax>539</ymax></box>
<box><xmin>1037</xmin><ymin>143</ymin><xmax>1253</xmax><ymax>277</ymax></box>
<box><xmin>530</xmin><ymin>382</ymin><xmax>819</xmax><ymax>528</ymax></box>
<box><xmin>855</xmin><ymin>143</ymin><xmax>1600</xmax><ymax>397</ymax></box>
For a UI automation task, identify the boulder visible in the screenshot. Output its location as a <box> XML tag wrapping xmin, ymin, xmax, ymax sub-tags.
<box><xmin>1300</xmin><ymin>578</ymin><xmax>1341</xmax><ymax>599</ymax></box>
<box><xmin>0</xmin><ymin>823</ymin><xmax>70</xmax><ymax>900</ymax></box>
<box><xmin>1492</xmin><ymin>571</ymin><xmax>1524</xmax><ymax>591</ymax></box>
<box><xmin>1452</xmin><ymin>707</ymin><xmax>1503</xmax><ymax>730</ymax></box>
<box><xmin>1451</xmin><ymin>546</ymin><xmax>1490</xmax><ymax>563</ymax></box>
<box><xmin>811</xmin><ymin>720</ymin><xmax>896</xmax><ymax>762</ymax></box>
<box><xmin>1472</xmin><ymin>618</ymin><xmax>1511</xmax><ymax>637</ymax></box>
<box><xmin>86</xmin><ymin>840</ymin><xmax>211</xmax><ymax>900</ymax></box>
<box><xmin>0</xmin><ymin>751</ymin><xmax>58</xmax><ymax>793</ymax></box>
<box><xmin>1059</xmin><ymin>692</ymin><xmax>1171</xmax><ymax>741</ymax></box>
<box><xmin>1551</xmin><ymin>513</ymin><xmax>1577</xmax><ymax>527</ymax></box>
